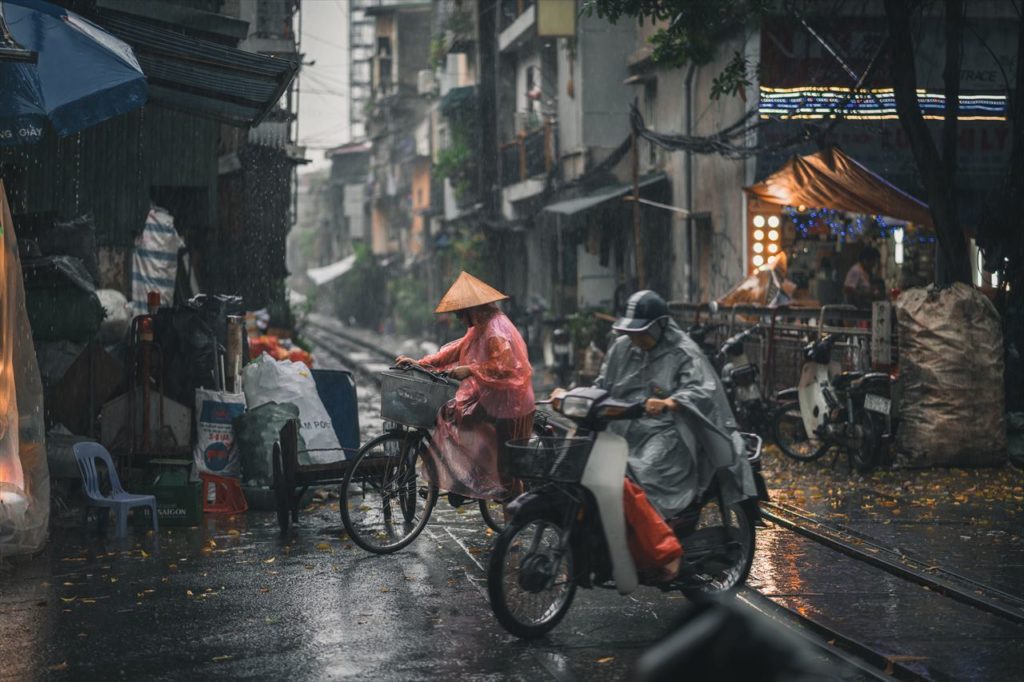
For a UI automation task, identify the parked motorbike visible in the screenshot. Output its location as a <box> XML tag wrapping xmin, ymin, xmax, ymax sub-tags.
<box><xmin>771</xmin><ymin>334</ymin><xmax>895</xmax><ymax>472</ymax></box>
<box><xmin>688</xmin><ymin>323</ymin><xmax>772</xmax><ymax>436</ymax></box>
<box><xmin>487</xmin><ymin>386</ymin><xmax>768</xmax><ymax>638</ymax></box>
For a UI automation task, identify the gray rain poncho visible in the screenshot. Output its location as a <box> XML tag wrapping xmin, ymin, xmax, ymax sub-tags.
<box><xmin>595</xmin><ymin>320</ymin><xmax>756</xmax><ymax>518</ymax></box>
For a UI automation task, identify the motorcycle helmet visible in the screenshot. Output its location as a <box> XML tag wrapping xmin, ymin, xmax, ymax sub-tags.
<box><xmin>612</xmin><ymin>290</ymin><xmax>670</xmax><ymax>333</ymax></box>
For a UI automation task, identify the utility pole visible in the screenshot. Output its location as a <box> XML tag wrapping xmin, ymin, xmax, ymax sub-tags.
<box><xmin>631</xmin><ymin>129</ymin><xmax>644</xmax><ymax>289</ymax></box>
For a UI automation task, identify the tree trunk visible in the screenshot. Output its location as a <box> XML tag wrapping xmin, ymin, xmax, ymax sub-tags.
<box><xmin>883</xmin><ymin>0</ymin><xmax>972</xmax><ymax>285</ymax></box>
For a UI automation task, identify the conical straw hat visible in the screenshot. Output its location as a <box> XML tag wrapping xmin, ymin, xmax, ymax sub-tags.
<box><xmin>435</xmin><ymin>271</ymin><xmax>509</xmax><ymax>313</ymax></box>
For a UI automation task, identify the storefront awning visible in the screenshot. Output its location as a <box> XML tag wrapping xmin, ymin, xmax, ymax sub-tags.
<box><xmin>544</xmin><ymin>173</ymin><xmax>667</xmax><ymax>217</ymax></box>
<box><xmin>307</xmin><ymin>254</ymin><xmax>357</xmax><ymax>286</ymax></box>
<box><xmin>95</xmin><ymin>13</ymin><xmax>298</xmax><ymax>126</ymax></box>
<box><xmin>744</xmin><ymin>147</ymin><xmax>934</xmax><ymax>227</ymax></box>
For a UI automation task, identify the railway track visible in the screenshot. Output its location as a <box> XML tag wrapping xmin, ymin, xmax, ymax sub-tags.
<box><xmin>300</xmin><ymin>314</ymin><xmax>1021</xmax><ymax>681</ymax></box>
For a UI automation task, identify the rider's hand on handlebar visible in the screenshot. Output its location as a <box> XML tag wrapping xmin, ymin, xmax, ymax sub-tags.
<box><xmin>449</xmin><ymin>366</ymin><xmax>472</xmax><ymax>380</ymax></box>
<box><xmin>395</xmin><ymin>355</ymin><xmax>419</xmax><ymax>368</ymax></box>
<box><xmin>645</xmin><ymin>397</ymin><xmax>677</xmax><ymax>416</ymax></box>
<box><xmin>549</xmin><ymin>387</ymin><xmax>568</xmax><ymax>400</ymax></box>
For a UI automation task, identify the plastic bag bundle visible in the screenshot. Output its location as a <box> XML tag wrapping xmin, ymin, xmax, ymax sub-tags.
<box><xmin>242</xmin><ymin>354</ymin><xmax>341</xmax><ymax>463</ymax></box>
<box><xmin>894</xmin><ymin>283</ymin><xmax>1006</xmax><ymax>467</ymax></box>
<box><xmin>0</xmin><ymin>182</ymin><xmax>49</xmax><ymax>557</ymax></box>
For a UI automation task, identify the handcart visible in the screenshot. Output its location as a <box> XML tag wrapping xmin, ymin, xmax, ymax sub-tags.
<box><xmin>271</xmin><ymin>369</ymin><xmax>361</xmax><ymax>532</ymax></box>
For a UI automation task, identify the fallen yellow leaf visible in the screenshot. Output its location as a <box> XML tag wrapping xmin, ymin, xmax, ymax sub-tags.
<box><xmin>264</xmin><ymin>557</ymin><xmax>276</xmax><ymax>564</ymax></box>
<box><xmin>596</xmin><ymin>657</ymin><xmax>614</xmax><ymax>664</ymax></box>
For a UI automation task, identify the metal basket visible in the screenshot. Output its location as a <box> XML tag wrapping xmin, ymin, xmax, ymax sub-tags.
<box><xmin>379</xmin><ymin>369</ymin><xmax>457</xmax><ymax>429</ymax></box>
<box><xmin>504</xmin><ymin>436</ymin><xmax>592</xmax><ymax>483</ymax></box>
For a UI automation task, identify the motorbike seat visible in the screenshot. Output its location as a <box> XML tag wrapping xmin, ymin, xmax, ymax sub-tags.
<box><xmin>832</xmin><ymin>371</ymin><xmax>865</xmax><ymax>389</ymax></box>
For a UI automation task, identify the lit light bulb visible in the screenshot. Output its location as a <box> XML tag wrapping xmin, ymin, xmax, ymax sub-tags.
<box><xmin>753</xmin><ymin>229</ymin><xmax>765</xmax><ymax>241</ymax></box>
<box><xmin>753</xmin><ymin>215</ymin><xmax>766</xmax><ymax>228</ymax></box>
<box><xmin>797</xmin><ymin>204</ymin><xmax>806</xmax><ymax>212</ymax></box>
<box><xmin>752</xmin><ymin>254</ymin><xmax>765</xmax><ymax>267</ymax></box>
<box><xmin>753</xmin><ymin>242</ymin><xmax>764</xmax><ymax>253</ymax></box>
<box><xmin>767</xmin><ymin>215</ymin><xmax>780</xmax><ymax>228</ymax></box>
<box><xmin>768</xmin><ymin>230</ymin><xmax>779</xmax><ymax>241</ymax></box>
<box><xmin>768</xmin><ymin>243</ymin><xmax>778</xmax><ymax>253</ymax></box>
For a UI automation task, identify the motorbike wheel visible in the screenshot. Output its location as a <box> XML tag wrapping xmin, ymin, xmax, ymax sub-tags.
<box><xmin>340</xmin><ymin>431</ymin><xmax>438</xmax><ymax>554</ymax></box>
<box><xmin>681</xmin><ymin>501</ymin><xmax>756</xmax><ymax>602</ymax></box>
<box><xmin>850</xmin><ymin>409</ymin><xmax>883</xmax><ymax>473</ymax></box>
<box><xmin>772</xmin><ymin>401</ymin><xmax>829</xmax><ymax>462</ymax></box>
<box><xmin>487</xmin><ymin>509</ymin><xmax>577</xmax><ymax>638</ymax></box>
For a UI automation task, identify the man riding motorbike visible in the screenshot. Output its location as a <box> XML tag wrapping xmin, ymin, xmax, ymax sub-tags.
<box><xmin>565</xmin><ymin>290</ymin><xmax>757</xmax><ymax>583</ymax></box>
<box><xmin>396</xmin><ymin>272</ymin><xmax>535</xmax><ymax>505</ymax></box>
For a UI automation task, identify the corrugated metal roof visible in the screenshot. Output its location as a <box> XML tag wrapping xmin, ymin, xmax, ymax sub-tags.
<box><xmin>96</xmin><ymin>13</ymin><xmax>298</xmax><ymax>126</ymax></box>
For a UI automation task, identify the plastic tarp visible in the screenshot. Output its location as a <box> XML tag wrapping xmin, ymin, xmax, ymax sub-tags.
<box><xmin>131</xmin><ymin>205</ymin><xmax>182</xmax><ymax>314</ymax></box>
<box><xmin>894</xmin><ymin>283</ymin><xmax>1006</xmax><ymax>467</ymax></box>
<box><xmin>744</xmin><ymin>147</ymin><xmax>934</xmax><ymax>227</ymax></box>
<box><xmin>0</xmin><ymin>180</ymin><xmax>49</xmax><ymax>557</ymax></box>
<box><xmin>307</xmin><ymin>254</ymin><xmax>356</xmax><ymax>286</ymax></box>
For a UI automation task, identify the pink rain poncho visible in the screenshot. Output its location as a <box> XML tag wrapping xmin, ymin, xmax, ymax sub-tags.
<box><xmin>418</xmin><ymin>308</ymin><xmax>534</xmax><ymax>500</ymax></box>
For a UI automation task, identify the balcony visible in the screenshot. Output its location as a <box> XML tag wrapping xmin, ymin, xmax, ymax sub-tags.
<box><xmin>500</xmin><ymin>119</ymin><xmax>557</xmax><ymax>189</ymax></box>
<box><xmin>498</xmin><ymin>0</ymin><xmax>536</xmax><ymax>52</ymax></box>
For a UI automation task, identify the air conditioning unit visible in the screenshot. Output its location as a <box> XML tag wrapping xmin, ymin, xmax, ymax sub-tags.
<box><xmin>417</xmin><ymin>69</ymin><xmax>436</xmax><ymax>96</ymax></box>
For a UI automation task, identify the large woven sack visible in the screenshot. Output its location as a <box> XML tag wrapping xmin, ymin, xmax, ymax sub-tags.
<box><xmin>895</xmin><ymin>283</ymin><xmax>1006</xmax><ymax>467</ymax></box>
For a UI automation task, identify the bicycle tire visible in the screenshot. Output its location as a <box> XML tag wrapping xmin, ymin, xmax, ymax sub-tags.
<box><xmin>340</xmin><ymin>431</ymin><xmax>438</xmax><ymax>554</ymax></box>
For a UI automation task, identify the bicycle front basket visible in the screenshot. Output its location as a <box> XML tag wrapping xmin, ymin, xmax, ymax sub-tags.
<box><xmin>379</xmin><ymin>369</ymin><xmax>457</xmax><ymax>429</ymax></box>
<box><xmin>504</xmin><ymin>436</ymin><xmax>591</xmax><ymax>483</ymax></box>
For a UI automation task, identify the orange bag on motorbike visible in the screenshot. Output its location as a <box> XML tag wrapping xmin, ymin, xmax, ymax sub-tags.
<box><xmin>623</xmin><ymin>478</ymin><xmax>682</xmax><ymax>572</ymax></box>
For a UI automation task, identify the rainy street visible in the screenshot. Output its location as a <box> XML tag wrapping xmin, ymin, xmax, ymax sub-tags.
<box><xmin>3</xmin><ymin>0</ymin><xmax>1024</xmax><ymax>680</ymax></box>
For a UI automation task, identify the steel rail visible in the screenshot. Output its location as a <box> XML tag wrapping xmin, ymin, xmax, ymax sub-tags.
<box><xmin>762</xmin><ymin>501</ymin><xmax>1024</xmax><ymax>625</ymax></box>
<box><xmin>738</xmin><ymin>590</ymin><xmax>923</xmax><ymax>681</ymax></box>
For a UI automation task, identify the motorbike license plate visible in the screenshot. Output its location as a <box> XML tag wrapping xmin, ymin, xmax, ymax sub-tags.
<box><xmin>864</xmin><ymin>393</ymin><xmax>891</xmax><ymax>415</ymax></box>
<box><xmin>553</xmin><ymin>344</ymin><xmax>571</xmax><ymax>355</ymax></box>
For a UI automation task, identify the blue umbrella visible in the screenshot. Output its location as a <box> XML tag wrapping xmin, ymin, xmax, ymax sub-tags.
<box><xmin>0</xmin><ymin>0</ymin><xmax>147</xmax><ymax>146</ymax></box>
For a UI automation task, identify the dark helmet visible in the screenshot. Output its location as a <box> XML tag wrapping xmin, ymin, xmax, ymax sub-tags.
<box><xmin>612</xmin><ymin>290</ymin><xmax>670</xmax><ymax>333</ymax></box>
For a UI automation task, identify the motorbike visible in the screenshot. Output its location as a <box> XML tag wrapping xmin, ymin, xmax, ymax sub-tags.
<box><xmin>771</xmin><ymin>334</ymin><xmax>895</xmax><ymax>472</ymax></box>
<box><xmin>688</xmin><ymin>323</ymin><xmax>772</xmax><ymax>436</ymax></box>
<box><xmin>486</xmin><ymin>386</ymin><xmax>768</xmax><ymax>639</ymax></box>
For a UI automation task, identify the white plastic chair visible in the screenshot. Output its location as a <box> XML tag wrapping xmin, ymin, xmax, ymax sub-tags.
<box><xmin>73</xmin><ymin>442</ymin><xmax>158</xmax><ymax>537</ymax></box>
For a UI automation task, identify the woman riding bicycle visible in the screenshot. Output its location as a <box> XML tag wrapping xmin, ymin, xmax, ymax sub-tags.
<box><xmin>396</xmin><ymin>272</ymin><xmax>534</xmax><ymax>505</ymax></box>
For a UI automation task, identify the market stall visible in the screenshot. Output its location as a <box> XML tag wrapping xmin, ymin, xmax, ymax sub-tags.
<box><xmin>743</xmin><ymin>147</ymin><xmax>936</xmax><ymax>304</ymax></box>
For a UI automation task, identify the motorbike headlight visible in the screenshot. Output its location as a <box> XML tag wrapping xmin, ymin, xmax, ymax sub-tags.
<box><xmin>560</xmin><ymin>396</ymin><xmax>593</xmax><ymax>418</ymax></box>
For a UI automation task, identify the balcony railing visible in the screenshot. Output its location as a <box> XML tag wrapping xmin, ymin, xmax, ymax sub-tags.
<box><xmin>500</xmin><ymin>119</ymin><xmax>557</xmax><ymax>188</ymax></box>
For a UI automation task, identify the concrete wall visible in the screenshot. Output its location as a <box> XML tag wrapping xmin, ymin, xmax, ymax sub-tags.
<box><xmin>637</xmin><ymin>28</ymin><xmax>756</xmax><ymax>303</ymax></box>
<box><xmin>578</xmin><ymin>13</ymin><xmax>634</xmax><ymax>150</ymax></box>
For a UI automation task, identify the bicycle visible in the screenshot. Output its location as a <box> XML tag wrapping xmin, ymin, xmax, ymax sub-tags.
<box><xmin>339</xmin><ymin>365</ymin><xmax>548</xmax><ymax>554</ymax></box>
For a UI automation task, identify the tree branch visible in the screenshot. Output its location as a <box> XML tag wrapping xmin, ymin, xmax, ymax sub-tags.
<box><xmin>883</xmin><ymin>0</ymin><xmax>970</xmax><ymax>284</ymax></box>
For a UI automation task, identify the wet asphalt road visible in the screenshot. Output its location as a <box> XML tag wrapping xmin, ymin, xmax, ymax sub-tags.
<box><xmin>1</xmin><ymin>501</ymin><xmax>705</xmax><ymax>681</ymax></box>
<box><xmin>3</xmin><ymin>340</ymin><xmax>1022</xmax><ymax>680</ymax></box>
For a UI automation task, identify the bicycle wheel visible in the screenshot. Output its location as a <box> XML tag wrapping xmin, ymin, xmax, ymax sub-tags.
<box><xmin>479</xmin><ymin>498</ymin><xmax>508</xmax><ymax>533</ymax></box>
<box><xmin>772</xmin><ymin>401</ymin><xmax>828</xmax><ymax>462</ymax></box>
<box><xmin>487</xmin><ymin>508</ymin><xmax>576</xmax><ymax>639</ymax></box>
<box><xmin>340</xmin><ymin>431</ymin><xmax>438</xmax><ymax>554</ymax></box>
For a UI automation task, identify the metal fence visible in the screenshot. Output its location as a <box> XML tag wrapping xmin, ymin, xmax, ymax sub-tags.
<box><xmin>668</xmin><ymin>302</ymin><xmax>896</xmax><ymax>397</ymax></box>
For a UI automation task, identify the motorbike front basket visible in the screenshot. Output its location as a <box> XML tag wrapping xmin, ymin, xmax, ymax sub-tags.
<box><xmin>504</xmin><ymin>436</ymin><xmax>591</xmax><ymax>483</ymax></box>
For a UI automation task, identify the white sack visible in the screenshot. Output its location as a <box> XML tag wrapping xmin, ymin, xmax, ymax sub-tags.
<box><xmin>242</xmin><ymin>354</ymin><xmax>342</xmax><ymax>463</ymax></box>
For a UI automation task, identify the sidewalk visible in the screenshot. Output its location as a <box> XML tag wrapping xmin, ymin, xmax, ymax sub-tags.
<box><xmin>762</xmin><ymin>444</ymin><xmax>1023</xmax><ymax>597</ymax></box>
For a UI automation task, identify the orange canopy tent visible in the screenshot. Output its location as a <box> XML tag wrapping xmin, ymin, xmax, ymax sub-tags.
<box><xmin>744</xmin><ymin>147</ymin><xmax>934</xmax><ymax>228</ymax></box>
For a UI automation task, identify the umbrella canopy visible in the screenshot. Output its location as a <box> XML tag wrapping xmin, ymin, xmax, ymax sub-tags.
<box><xmin>744</xmin><ymin>147</ymin><xmax>934</xmax><ymax>228</ymax></box>
<box><xmin>0</xmin><ymin>0</ymin><xmax>146</xmax><ymax>146</ymax></box>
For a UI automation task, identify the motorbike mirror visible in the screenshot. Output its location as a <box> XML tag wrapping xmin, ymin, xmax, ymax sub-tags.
<box><xmin>707</xmin><ymin>301</ymin><xmax>720</xmax><ymax>314</ymax></box>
